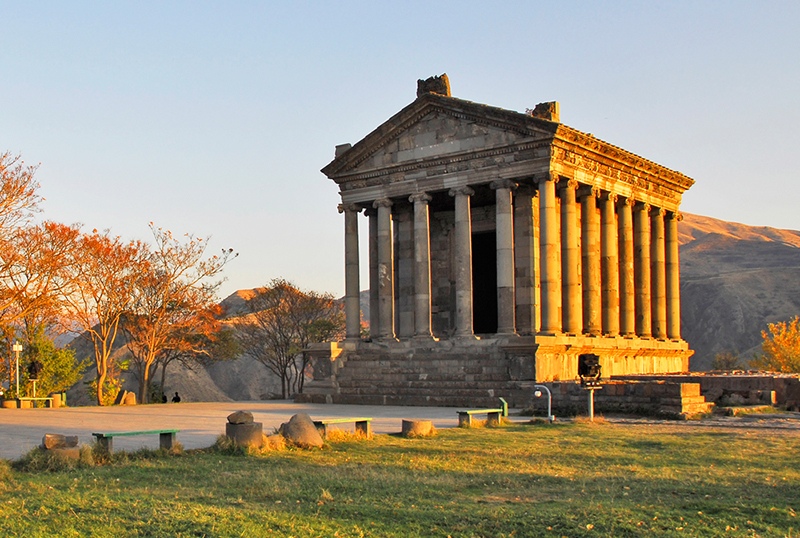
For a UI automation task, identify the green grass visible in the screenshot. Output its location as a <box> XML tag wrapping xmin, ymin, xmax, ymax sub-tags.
<box><xmin>1</xmin><ymin>422</ymin><xmax>799</xmax><ymax>537</ymax></box>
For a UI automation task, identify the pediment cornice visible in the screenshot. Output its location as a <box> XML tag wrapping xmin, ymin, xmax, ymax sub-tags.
<box><xmin>554</xmin><ymin>125</ymin><xmax>695</xmax><ymax>192</ymax></box>
<box><xmin>321</xmin><ymin>93</ymin><xmax>558</xmax><ymax>180</ymax></box>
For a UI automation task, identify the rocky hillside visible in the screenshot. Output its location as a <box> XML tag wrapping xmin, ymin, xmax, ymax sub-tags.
<box><xmin>679</xmin><ymin>213</ymin><xmax>800</xmax><ymax>370</ymax></box>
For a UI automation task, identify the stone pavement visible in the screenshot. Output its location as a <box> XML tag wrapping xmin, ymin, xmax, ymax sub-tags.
<box><xmin>0</xmin><ymin>401</ymin><xmax>464</xmax><ymax>460</ymax></box>
<box><xmin>2</xmin><ymin>402</ymin><xmax>799</xmax><ymax>461</ymax></box>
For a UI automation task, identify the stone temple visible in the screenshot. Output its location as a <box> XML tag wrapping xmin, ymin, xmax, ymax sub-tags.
<box><xmin>306</xmin><ymin>74</ymin><xmax>695</xmax><ymax>407</ymax></box>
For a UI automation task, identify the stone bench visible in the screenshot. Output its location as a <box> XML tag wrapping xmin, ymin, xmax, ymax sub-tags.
<box><xmin>313</xmin><ymin>417</ymin><xmax>372</xmax><ymax>438</ymax></box>
<box><xmin>458</xmin><ymin>398</ymin><xmax>508</xmax><ymax>427</ymax></box>
<box><xmin>92</xmin><ymin>429</ymin><xmax>179</xmax><ymax>454</ymax></box>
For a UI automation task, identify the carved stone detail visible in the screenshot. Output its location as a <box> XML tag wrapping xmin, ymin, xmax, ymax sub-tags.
<box><xmin>416</xmin><ymin>73</ymin><xmax>451</xmax><ymax>98</ymax></box>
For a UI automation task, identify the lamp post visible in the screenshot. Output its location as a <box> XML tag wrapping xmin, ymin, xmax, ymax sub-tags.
<box><xmin>533</xmin><ymin>385</ymin><xmax>555</xmax><ymax>423</ymax></box>
<box><xmin>12</xmin><ymin>341</ymin><xmax>22</xmax><ymax>398</ymax></box>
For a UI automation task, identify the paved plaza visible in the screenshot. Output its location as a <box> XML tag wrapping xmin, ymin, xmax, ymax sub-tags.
<box><xmin>2</xmin><ymin>402</ymin><xmax>799</xmax><ymax>461</ymax></box>
<box><xmin>0</xmin><ymin>401</ymin><xmax>464</xmax><ymax>460</ymax></box>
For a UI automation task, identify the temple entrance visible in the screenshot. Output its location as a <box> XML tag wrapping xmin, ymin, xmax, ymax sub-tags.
<box><xmin>472</xmin><ymin>231</ymin><xmax>498</xmax><ymax>334</ymax></box>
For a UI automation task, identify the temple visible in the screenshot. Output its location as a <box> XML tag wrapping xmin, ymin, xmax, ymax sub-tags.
<box><xmin>308</xmin><ymin>74</ymin><xmax>694</xmax><ymax>407</ymax></box>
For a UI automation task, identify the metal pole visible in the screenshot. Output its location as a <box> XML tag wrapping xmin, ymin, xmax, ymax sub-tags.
<box><xmin>534</xmin><ymin>384</ymin><xmax>555</xmax><ymax>423</ymax></box>
<box><xmin>13</xmin><ymin>341</ymin><xmax>21</xmax><ymax>398</ymax></box>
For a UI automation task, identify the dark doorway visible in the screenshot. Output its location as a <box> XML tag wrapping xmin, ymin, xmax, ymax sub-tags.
<box><xmin>472</xmin><ymin>231</ymin><xmax>497</xmax><ymax>334</ymax></box>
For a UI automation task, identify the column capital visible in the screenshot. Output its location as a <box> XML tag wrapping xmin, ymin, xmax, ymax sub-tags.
<box><xmin>558</xmin><ymin>179</ymin><xmax>579</xmax><ymax>193</ymax></box>
<box><xmin>650</xmin><ymin>206</ymin><xmax>666</xmax><ymax>217</ymax></box>
<box><xmin>409</xmin><ymin>192</ymin><xmax>432</xmax><ymax>205</ymax></box>
<box><xmin>448</xmin><ymin>186</ymin><xmax>475</xmax><ymax>197</ymax></box>
<box><xmin>490</xmin><ymin>178</ymin><xmax>517</xmax><ymax>191</ymax></box>
<box><xmin>666</xmin><ymin>211</ymin><xmax>684</xmax><ymax>222</ymax></box>
<box><xmin>620</xmin><ymin>196</ymin><xmax>636</xmax><ymax>208</ymax></box>
<box><xmin>373</xmin><ymin>198</ymin><xmax>393</xmax><ymax>209</ymax></box>
<box><xmin>602</xmin><ymin>192</ymin><xmax>618</xmax><ymax>204</ymax></box>
<box><xmin>338</xmin><ymin>203</ymin><xmax>362</xmax><ymax>214</ymax></box>
<box><xmin>578</xmin><ymin>185</ymin><xmax>600</xmax><ymax>200</ymax></box>
<box><xmin>534</xmin><ymin>171</ymin><xmax>560</xmax><ymax>184</ymax></box>
<box><xmin>363</xmin><ymin>207</ymin><xmax>377</xmax><ymax>217</ymax></box>
<box><xmin>635</xmin><ymin>201</ymin><xmax>651</xmax><ymax>212</ymax></box>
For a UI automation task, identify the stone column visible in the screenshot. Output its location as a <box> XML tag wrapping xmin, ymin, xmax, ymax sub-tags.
<box><xmin>580</xmin><ymin>186</ymin><xmax>601</xmax><ymax>336</ymax></box>
<box><xmin>338</xmin><ymin>203</ymin><xmax>362</xmax><ymax>340</ymax></box>
<box><xmin>650</xmin><ymin>207</ymin><xmax>667</xmax><ymax>339</ymax></box>
<box><xmin>365</xmin><ymin>208</ymin><xmax>379</xmax><ymax>338</ymax></box>
<box><xmin>409</xmin><ymin>192</ymin><xmax>433</xmax><ymax>339</ymax></box>
<box><xmin>449</xmin><ymin>186</ymin><xmax>475</xmax><ymax>337</ymax></box>
<box><xmin>666</xmin><ymin>211</ymin><xmax>682</xmax><ymax>340</ymax></box>
<box><xmin>374</xmin><ymin>198</ymin><xmax>395</xmax><ymax>340</ymax></box>
<box><xmin>634</xmin><ymin>202</ymin><xmax>652</xmax><ymax>338</ymax></box>
<box><xmin>491</xmin><ymin>179</ymin><xmax>516</xmax><ymax>335</ymax></box>
<box><xmin>514</xmin><ymin>185</ymin><xmax>537</xmax><ymax>335</ymax></box>
<box><xmin>600</xmin><ymin>193</ymin><xmax>619</xmax><ymax>336</ymax></box>
<box><xmin>538</xmin><ymin>173</ymin><xmax>560</xmax><ymax>335</ymax></box>
<box><xmin>618</xmin><ymin>197</ymin><xmax>635</xmax><ymax>336</ymax></box>
<box><xmin>560</xmin><ymin>179</ymin><xmax>581</xmax><ymax>335</ymax></box>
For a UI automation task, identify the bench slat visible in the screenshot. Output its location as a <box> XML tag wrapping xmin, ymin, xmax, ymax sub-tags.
<box><xmin>314</xmin><ymin>418</ymin><xmax>372</xmax><ymax>425</ymax></box>
<box><xmin>458</xmin><ymin>408</ymin><xmax>502</xmax><ymax>415</ymax></box>
<box><xmin>92</xmin><ymin>429</ymin><xmax>179</xmax><ymax>438</ymax></box>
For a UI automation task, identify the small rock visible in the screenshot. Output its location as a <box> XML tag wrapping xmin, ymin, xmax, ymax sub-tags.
<box><xmin>227</xmin><ymin>410</ymin><xmax>254</xmax><ymax>424</ymax></box>
<box><xmin>279</xmin><ymin>413</ymin><xmax>324</xmax><ymax>448</ymax></box>
<box><xmin>41</xmin><ymin>433</ymin><xmax>79</xmax><ymax>450</ymax></box>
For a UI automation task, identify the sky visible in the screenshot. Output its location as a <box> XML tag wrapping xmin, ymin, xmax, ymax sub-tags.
<box><xmin>1</xmin><ymin>1</ymin><xmax>798</xmax><ymax>300</ymax></box>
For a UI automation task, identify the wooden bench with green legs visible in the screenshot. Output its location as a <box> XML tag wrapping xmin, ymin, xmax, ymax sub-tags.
<box><xmin>457</xmin><ymin>398</ymin><xmax>509</xmax><ymax>427</ymax></box>
<box><xmin>313</xmin><ymin>417</ymin><xmax>372</xmax><ymax>439</ymax></box>
<box><xmin>92</xmin><ymin>429</ymin><xmax>179</xmax><ymax>454</ymax></box>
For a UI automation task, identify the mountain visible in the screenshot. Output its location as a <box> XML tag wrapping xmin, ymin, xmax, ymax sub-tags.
<box><xmin>679</xmin><ymin>213</ymin><xmax>800</xmax><ymax>369</ymax></box>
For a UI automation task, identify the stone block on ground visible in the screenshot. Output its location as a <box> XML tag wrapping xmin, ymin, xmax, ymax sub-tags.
<box><xmin>401</xmin><ymin>419</ymin><xmax>434</xmax><ymax>437</ymax></box>
<box><xmin>115</xmin><ymin>390</ymin><xmax>137</xmax><ymax>406</ymax></box>
<box><xmin>41</xmin><ymin>433</ymin><xmax>79</xmax><ymax>450</ymax></box>
<box><xmin>279</xmin><ymin>413</ymin><xmax>324</xmax><ymax>448</ymax></box>
<box><xmin>225</xmin><ymin>422</ymin><xmax>263</xmax><ymax>448</ymax></box>
<box><xmin>49</xmin><ymin>447</ymin><xmax>81</xmax><ymax>461</ymax></box>
<box><xmin>227</xmin><ymin>410</ymin><xmax>254</xmax><ymax>424</ymax></box>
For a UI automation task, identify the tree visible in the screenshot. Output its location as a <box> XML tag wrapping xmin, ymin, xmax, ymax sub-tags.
<box><xmin>19</xmin><ymin>324</ymin><xmax>88</xmax><ymax>397</ymax></box>
<box><xmin>0</xmin><ymin>221</ymin><xmax>83</xmax><ymax>328</ymax></box>
<box><xmin>751</xmin><ymin>316</ymin><xmax>800</xmax><ymax>373</ymax></box>
<box><xmin>123</xmin><ymin>225</ymin><xmax>235</xmax><ymax>403</ymax></box>
<box><xmin>233</xmin><ymin>279</ymin><xmax>344</xmax><ymax>398</ymax></box>
<box><xmin>0</xmin><ymin>152</ymin><xmax>41</xmax><ymax>232</ymax></box>
<box><xmin>61</xmin><ymin>230</ymin><xmax>147</xmax><ymax>405</ymax></box>
<box><xmin>711</xmin><ymin>351</ymin><xmax>743</xmax><ymax>371</ymax></box>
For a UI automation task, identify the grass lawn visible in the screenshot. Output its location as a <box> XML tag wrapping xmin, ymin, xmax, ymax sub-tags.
<box><xmin>1</xmin><ymin>421</ymin><xmax>798</xmax><ymax>537</ymax></box>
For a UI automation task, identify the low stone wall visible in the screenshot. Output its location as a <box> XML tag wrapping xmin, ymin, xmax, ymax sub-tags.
<box><xmin>535</xmin><ymin>381</ymin><xmax>712</xmax><ymax>418</ymax></box>
<box><xmin>614</xmin><ymin>372</ymin><xmax>800</xmax><ymax>409</ymax></box>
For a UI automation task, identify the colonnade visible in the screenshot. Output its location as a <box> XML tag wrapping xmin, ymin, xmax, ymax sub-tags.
<box><xmin>338</xmin><ymin>174</ymin><xmax>682</xmax><ymax>343</ymax></box>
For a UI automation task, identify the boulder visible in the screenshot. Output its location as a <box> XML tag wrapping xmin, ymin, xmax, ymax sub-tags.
<box><xmin>226</xmin><ymin>422</ymin><xmax>263</xmax><ymax>448</ymax></box>
<box><xmin>41</xmin><ymin>433</ymin><xmax>79</xmax><ymax>450</ymax></box>
<box><xmin>227</xmin><ymin>410</ymin><xmax>254</xmax><ymax>424</ymax></box>
<box><xmin>279</xmin><ymin>413</ymin><xmax>324</xmax><ymax>448</ymax></box>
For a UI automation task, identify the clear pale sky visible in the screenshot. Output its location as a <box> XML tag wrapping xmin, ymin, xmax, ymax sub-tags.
<box><xmin>2</xmin><ymin>1</ymin><xmax>798</xmax><ymax>300</ymax></box>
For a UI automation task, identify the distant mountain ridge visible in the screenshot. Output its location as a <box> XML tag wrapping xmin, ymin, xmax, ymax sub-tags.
<box><xmin>679</xmin><ymin>213</ymin><xmax>800</xmax><ymax>369</ymax></box>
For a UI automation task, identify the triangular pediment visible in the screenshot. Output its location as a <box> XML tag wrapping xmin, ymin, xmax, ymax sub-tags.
<box><xmin>322</xmin><ymin>93</ymin><xmax>558</xmax><ymax>182</ymax></box>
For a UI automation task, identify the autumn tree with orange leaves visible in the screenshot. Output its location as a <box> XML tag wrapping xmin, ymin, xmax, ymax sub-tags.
<box><xmin>61</xmin><ymin>230</ymin><xmax>148</xmax><ymax>405</ymax></box>
<box><xmin>751</xmin><ymin>316</ymin><xmax>800</xmax><ymax>373</ymax></box>
<box><xmin>124</xmin><ymin>225</ymin><xmax>236</xmax><ymax>403</ymax></box>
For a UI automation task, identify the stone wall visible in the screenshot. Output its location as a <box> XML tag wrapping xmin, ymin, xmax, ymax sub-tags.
<box><xmin>536</xmin><ymin>381</ymin><xmax>712</xmax><ymax>418</ymax></box>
